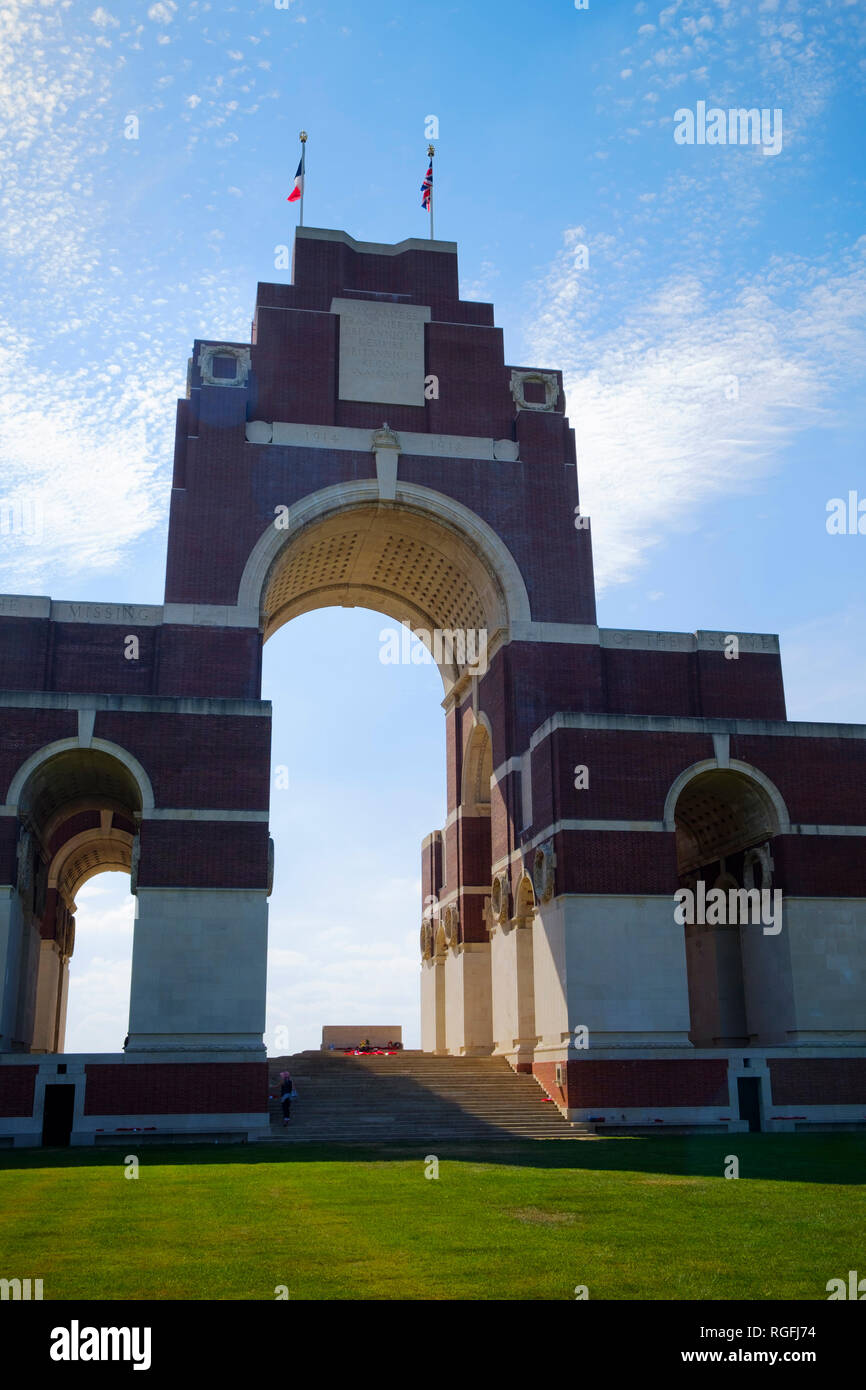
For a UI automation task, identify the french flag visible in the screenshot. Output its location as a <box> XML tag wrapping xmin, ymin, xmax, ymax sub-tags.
<box><xmin>287</xmin><ymin>156</ymin><xmax>304</xmax><ymax>203</ymax></box>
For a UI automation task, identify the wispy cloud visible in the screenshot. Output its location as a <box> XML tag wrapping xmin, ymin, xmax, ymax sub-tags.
<box><xmin>528</xmin><ymin>230</ymin><xmax>866</xmax><ymax>592</ymax></box>
<box><xmin>0</xmin><ymin>2</ymin><xmax>252</xmax><ymax>587</ymax></box>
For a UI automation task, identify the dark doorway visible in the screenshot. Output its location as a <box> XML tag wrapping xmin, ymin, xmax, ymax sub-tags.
<box><xmin>42</xmin><ymin>1084</ymin><xmax>75</xmax><ymax>1147</ymax></box>
<box><xmin>737</xmin><ymin>1076</ymin><xmax>762</xmax><ymax>1133</ymax></box>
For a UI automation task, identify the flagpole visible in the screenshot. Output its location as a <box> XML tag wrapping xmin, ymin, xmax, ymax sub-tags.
<box><xmin>427</xmin><ymin>142</ymin><xmax>435</xmax><ymax>240</ymax></box>
<box><xmin>299</xmin><ymin>130</ymin><xmax>307</xmax><ymax>228</ymax></box>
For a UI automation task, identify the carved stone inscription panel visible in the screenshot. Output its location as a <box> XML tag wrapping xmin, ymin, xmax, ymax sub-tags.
<box><xmin>331</xmin><ymin>297</ymin><xmax>431</xmax><ymax>407</ymax></box>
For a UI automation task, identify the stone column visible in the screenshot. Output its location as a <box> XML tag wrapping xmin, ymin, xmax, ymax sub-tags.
<box><xmin>0</xmin><ymin>886</ymin><xmax>22</xmax><ymax>1050</ymax></box>
<box><xmin>685</xmin><ymin>922</ymin><xmax>749</xmax><ymax>1046</ymax></box>
<box><xmin>442</xmin><ymin>941</ymin><xmax>493</xmax><ymax>1055</ymax></box>
<box><xmin>31</xmin><ymin>940</ymin><xmax>65</xmax><ymax>1052</ymax></box>
<box><xmin>0</xmin><ymin>885</ymin><xmax>40</xmax><ymax>1053</ymax></box>
<box><xmin>432</xmin><ymin>957</ymin><xmax>447</xmax><ymax>1053</ymax></box>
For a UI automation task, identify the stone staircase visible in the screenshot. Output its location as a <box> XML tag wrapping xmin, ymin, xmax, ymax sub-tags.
<box><xmin>263</xmin><ymin>1051</ymin><xmax>595</xmax><ymax>1142</ymax></box>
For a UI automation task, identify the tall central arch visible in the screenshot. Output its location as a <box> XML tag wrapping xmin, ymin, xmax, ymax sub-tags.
<box><xmin>243</xmin><ymin>484</ymin><xmax>529</xmax><ymax>1054</ymax></box>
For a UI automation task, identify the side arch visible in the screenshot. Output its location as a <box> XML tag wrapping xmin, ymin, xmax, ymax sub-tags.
<box><xmin>662</xmin><ymin>758</ymin><xmax>791</xmax><ymax>837</ymax></box>
<box><xmin>5</xmin><ymin>738</ymin><xmax>155</xmax><ymax>814</ymax></box>
<box><xmin>4</xmin><ymin>741</ymin><xmax>146</xmax><ymax>1055</ymax></box>
<box><xmin>666</xmin><ymin>756</ymin><xmax>794</xmax><ymax>1049</ymax></box>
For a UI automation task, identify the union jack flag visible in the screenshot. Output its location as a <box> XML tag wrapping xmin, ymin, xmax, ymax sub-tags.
<box><xmin>421</xmin><ymin>160</ymin><xmax>433</xmax><ymax>210</ymax></box>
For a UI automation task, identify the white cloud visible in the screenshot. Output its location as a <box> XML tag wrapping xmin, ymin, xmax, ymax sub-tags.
<box><xmin>527</xmin><ymin>232</ymin><xmax>866</xmax><ymax>592</ymax></box>
<box><xmin>90</xmin><ymin>7</ymin><xmax>119</xmax><ymax>26</ymax></box>
<box><xmin>0</xmin><ymin>3</ymin><xmax>251</xmax><ymax>585</ymax></box>
<box><xmin>0</xmin><ymin>327</ymin><xmax>168</xmax><ymax>583</ymax></box>
<box><xmin>147</xmin><ymin>1</ymin><xmax>177</xmax><ymax>23</ymax></box>
<box><xmin>65</xmin><ymin>954</ymin><xmax>132</xmax><ymax>1052</ymax></box>
<box><xmin>64</xmin><ymin>876</ymin><xmax>135</xmax><ymax>1052</ymax></box>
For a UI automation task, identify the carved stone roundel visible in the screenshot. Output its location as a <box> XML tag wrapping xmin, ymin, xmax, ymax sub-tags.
<box><xmin>532</xmin><ymin>839</ymin><xmax>556</xmax><ymax>904</ymax></box>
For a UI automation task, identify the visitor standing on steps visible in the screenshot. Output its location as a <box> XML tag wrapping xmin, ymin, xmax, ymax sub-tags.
<box><xmin>279</xmin><ymin>1071</ymin><xmax>295</xmax><ymax>1126</ymax></box>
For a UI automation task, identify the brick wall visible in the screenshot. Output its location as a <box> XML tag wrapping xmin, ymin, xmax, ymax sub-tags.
<box><xmin>83</xmin><ymin>1062</ymin><xmax>268</xmax><ymax>1115</ymax></box>
<box><xmin>768</xmin><ymin>1059</ymin><xmax>866</xmax><ymax>1106</ymax></box>
<box><xmin>137</xmin><ymin>820</ymin><xmax>270</xmax><ymax>890</ymax></box>
<box><xmin>553</xmin><ymin>828</ymin><xmax>679</xmax><ymax>895</ymax></box>
<box><xmin>772</xmin><ymin>836</ymin><xmax>866</xmax><ymax>897</ymax></box>
<box><xmin>538</xmin><ymin>729</ymin><xmax>711</xmax><ymax>828</ymax></box>
<box><xmin>0</xmin><ymin>1065</ymin><xmax>38</xmax><ymax>1117</ymax></box>
<box><xmin>0</xmin><ymin>618</ymin><xmax>52</xmax><ymax>689</ymax></box>
<box><xmin>0</xmin><ymin>710</ymin><xmax>78</xmax><ymax>795</ymax></box>
<box><xmin>534</xmin><ymin>1058</ymin><xmax>729</xmax><ymax>1109</ymax></box>
<box><xmin>733</xmin><ymin>736</ymin><xmax>866</xmax><ymax>826</ymax></box>
<box><xmin>94</xmin><ymin>711</ymin><xmax>270</xmax><ymax>810</ymax></box>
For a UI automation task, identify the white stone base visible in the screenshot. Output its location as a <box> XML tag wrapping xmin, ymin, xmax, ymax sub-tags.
<box><xmin>552</xmin><ymin>894</ymin><xmax>693</xmax><ymax>1047</ymax></box>
<box><xmin>785</xmin><ymin>897</ymin><xmax>866</xmax><ymax>1044</ymax></box>
<box><xmin>128</xmin><ymin>888</ymin><xmax>268</xmax><ymax>1049</ymax></box>
<box><xmin>72</xmin><ymin>1113</ymin><xmax>270</xmax><ymax>1144</ymax></box>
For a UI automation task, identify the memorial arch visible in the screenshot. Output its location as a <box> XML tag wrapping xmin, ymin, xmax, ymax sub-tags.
<box><xmin>0</xmin><ymin>223</ymin><xmax>863</xmax><ymax>1145</ymax></box>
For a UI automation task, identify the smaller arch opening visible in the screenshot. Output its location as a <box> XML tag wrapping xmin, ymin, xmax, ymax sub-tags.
<box><xmin>13</xmin><ymin>748</ymin><xmax>141</xmax><ymax>1055</ymax></box>
<box><xmin>674</xmin><ymin>768</ymin><xmax>779</xmax><ymax>880</ymax></box>
<box><xmin>461</xmin><ymin>722</ymin><xmax>493</xmax><ymax>816</ymax></box>
<box><xmin>673</xmin><ymin>767</ymin><xmax>780</xmax><ymax>1048</ymax></box>
<box><xmin>18</xmin><ymin>748</ymin><xmax>143</xmax><ymax>837</ymax></box>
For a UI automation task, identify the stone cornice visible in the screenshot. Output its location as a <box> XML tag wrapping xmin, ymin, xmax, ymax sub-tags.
<box><xmin>530</xmin><ymin>711</ymin><xmax>866</xmax><ymax>746</ymax></box>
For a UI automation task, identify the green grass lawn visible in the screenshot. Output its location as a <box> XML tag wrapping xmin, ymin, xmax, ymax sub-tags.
<box><xmin>0</xmin><ymin>1135</ymin><xmax>863</xmax><ymax>1300</ymax></box>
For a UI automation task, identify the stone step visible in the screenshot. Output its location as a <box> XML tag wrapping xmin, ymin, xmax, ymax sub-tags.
<box><xmin>263</xmin><ymin>1051</ymin><xmax>593</xmax><ymax>1142</ymax></box>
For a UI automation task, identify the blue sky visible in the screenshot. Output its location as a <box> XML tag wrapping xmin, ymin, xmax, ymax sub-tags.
<box><xmin>1</xmin><ymin>0</ymin><xmax>863</xmax><ymax>1052</ymax></box>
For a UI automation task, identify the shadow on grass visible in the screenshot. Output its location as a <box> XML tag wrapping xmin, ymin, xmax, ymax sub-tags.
<box><xmin>1</xmin><ymin>1133</ymin><xmax>864</xmax><ymax>1184</ymax></box>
